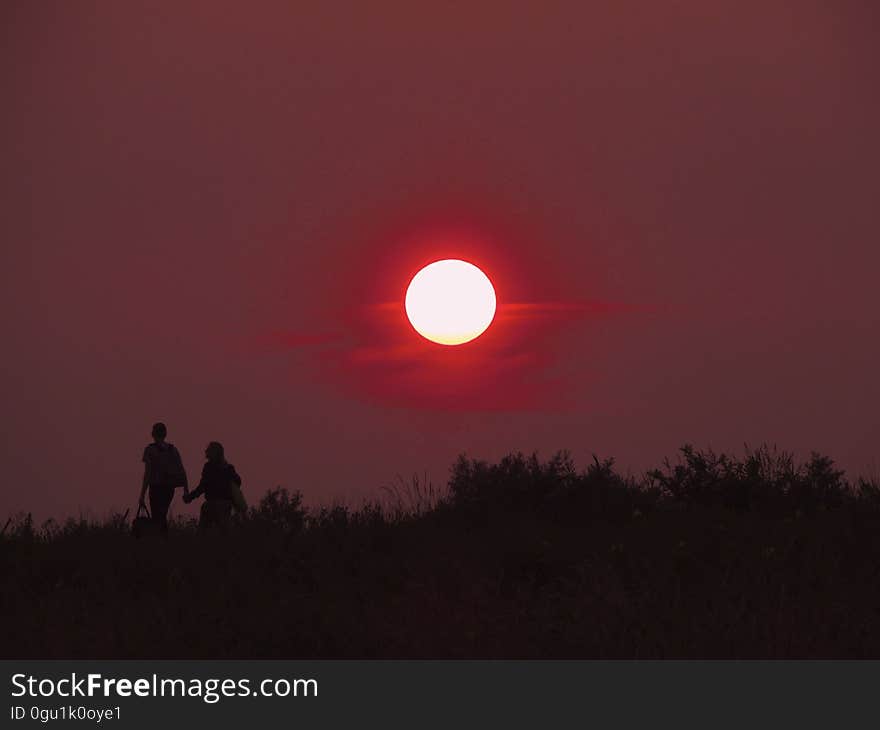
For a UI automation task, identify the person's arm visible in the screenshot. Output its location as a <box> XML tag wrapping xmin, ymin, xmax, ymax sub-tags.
<box><xmin>175</xmin><ymin>446</ymin><xmax>189</xmax><ymax>495</ymax></box>
<box><xmin>186</xmin><ymin>464</ymin><xmax>207</xmax><ymax>502</ymax></box>
<box><xmin>229</xmin><ymin>464</ymin><xmax>242</xmax><ymax>487</ymax></box>
<box><xmin>138</xmin><ymin>448</ymin><xmax>150</xmax><ymax>507</ymax></box>
<box><xmin>138</xmin><ymin>464</ymin><xmax>149</xmax><ymax>507</ymax></box>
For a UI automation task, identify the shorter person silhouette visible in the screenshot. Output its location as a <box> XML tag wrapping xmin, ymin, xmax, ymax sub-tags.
<box><xmin>183</xmin><ymin>441</ymin><xmax>242</xmax><ymax>528</ymax></box>
<box><xmin>138</xmin><ymin>422</ymin><xmax>188</xmax><ymax>534</ymax></box>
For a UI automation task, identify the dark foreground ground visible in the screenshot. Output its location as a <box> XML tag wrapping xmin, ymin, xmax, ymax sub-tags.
<box><xmin>3</xmin><ymin>446</ymin><xmax>880</xmax><ymax>658</ymax></box>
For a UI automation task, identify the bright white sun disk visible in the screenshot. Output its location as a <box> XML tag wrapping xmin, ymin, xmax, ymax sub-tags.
<box><xmin>405</xmin><ymin>259</ymin><xmax>496</xmax><ymax>345</ymax></box>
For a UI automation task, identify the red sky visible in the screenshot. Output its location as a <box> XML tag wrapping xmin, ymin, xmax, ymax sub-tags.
<box><xmin>2</xmin><ymin>1</ymin><xmax>878</xmax><ymax>520</ymax></box>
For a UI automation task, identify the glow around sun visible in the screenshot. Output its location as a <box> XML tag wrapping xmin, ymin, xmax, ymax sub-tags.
<box><xmin>405</xmin><ymin>259</ymin><xmax>497</xmax><ymax>345</ymax></box>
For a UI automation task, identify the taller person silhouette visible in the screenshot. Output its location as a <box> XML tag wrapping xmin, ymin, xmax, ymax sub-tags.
<box><xmin>138</xmin><ymin>422</ymin><xmax>188</xmax><ymax>533</ymax></box>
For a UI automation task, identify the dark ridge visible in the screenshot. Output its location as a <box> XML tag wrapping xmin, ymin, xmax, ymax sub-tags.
<box><xmin>2</xmin><ymin>444</ymin><xmax>879</xmax><ymax>658</ymax></box>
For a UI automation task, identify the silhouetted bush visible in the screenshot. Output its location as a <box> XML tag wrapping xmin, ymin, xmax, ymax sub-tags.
<box><xmin>646</xmin><ymin>444</ymin><xmax>850</xmax><ymax>515</ymax></box>
<box><xmin>450</xmin><ymin>450</ymin><xmax>653</xmax><ymax>524</ymax></box>
<box><xmin>449</xmin><ymin>450</ymin><xmax>578</xmax><ymax>512</ymax></box>
<box><xmin>250</xmin><ymin>486</ymin><xmax>306</xmax><ymax>534</ymax></box>
<box><xmin>381</xmin><ymin>473</ymin><xmax>443</xmax><ymax>518</ymax></box>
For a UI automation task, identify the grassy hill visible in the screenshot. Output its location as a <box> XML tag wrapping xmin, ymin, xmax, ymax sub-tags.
<box><xmin>3</xmin><ymin>445</ymin><xmax>880</xmax><ymax>658</ymax></box>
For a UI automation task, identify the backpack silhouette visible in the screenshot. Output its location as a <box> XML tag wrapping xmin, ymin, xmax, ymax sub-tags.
<box><xmin>150</xmin><ymin>443</ymin><xmax>186</xmax><ymax>487</ymax></box>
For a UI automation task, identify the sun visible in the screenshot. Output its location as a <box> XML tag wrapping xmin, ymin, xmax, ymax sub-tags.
<box><xmin>405</xmin><ymin>259</ymin><xmax>497</xmax><ymax>345</ymax></box>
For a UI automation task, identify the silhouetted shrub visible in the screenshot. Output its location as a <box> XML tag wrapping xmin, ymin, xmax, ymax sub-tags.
<box><xmin>250</xmin><ymin>486</ymin><xmax>306</xmax><ymax>533</ymax></box>
<box><xmin>795</xmin><ymin>451</ymin><xmax>848</xmax><ymax>511</ymax></box>
<box><xmin>647</xmin><ymin>444</ymin><xmax>850</xmax><ymax>515</ymax></box>
<box><xmin>449</xmin><ymin>450</ymin><xmax>575</xmax><ymax>511</ymax></box>
<box><xmin>381</xmin><ymin>473</ymin><xmax>444</xmax><ymax>518</ymax></box>
<box><xmin>448</xmin><ymin>451</ymin><xmax>654</xmax><ymax>524</ymax></box>
<box><xmin>4</xmin><ymin>512</ymin><xmax>36</xmax><ymax>541</ymax></box>
<box><xmin>855</xmin><ymin>476</ymin><xmax>880</xmax><ymax>511</ymax></box>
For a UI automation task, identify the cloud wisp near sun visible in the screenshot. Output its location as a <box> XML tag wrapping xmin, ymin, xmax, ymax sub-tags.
<box><xmin>264</xmin><ymin>277</ymin><xmax>637</xmax><ymax>411</ymax></box>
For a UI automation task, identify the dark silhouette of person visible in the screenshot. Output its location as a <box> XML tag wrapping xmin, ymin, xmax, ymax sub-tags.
<box><xmin>139</xmin><ymin>422</ymin><xmax>188</xmax><ymax>533</ymax></box>
<box><xmin>183</xmin><ymin>441</ymin><xmax>242</xmax><ymax>528</ymax></box>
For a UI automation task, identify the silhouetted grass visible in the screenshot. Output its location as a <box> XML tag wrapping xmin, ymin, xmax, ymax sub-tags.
<box><xmin>2</xmin><ymin>444</ymin><xmax>880</xmax><ymax>658</ymax></box>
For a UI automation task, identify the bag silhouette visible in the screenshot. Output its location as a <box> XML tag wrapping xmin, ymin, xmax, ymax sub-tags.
<box><xmin>150</xmin><ymin>443</ymin><xmax>187</xmax><ymax>488</ymax></box>
<box><xmin>131</xmin><ymin>504</ymin><xmax>162</xmax><ymax>538</ymax></box>
<box><xmin>229</xmin><ymin>480</ymin><xmax>247</xmax><ymax>513</ymax></box>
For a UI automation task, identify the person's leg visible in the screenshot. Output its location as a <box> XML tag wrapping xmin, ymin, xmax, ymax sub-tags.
<box><xmin>149</xmin><ymin>485</ymin><xmax>174</xmax><ymax>534</ymax></box>
<box><xmin>199</xmin><ymin>500</ymin><xmax>231</xmax><ymax>529</ymax></box>
<box><xmin>218</xmin><ymin>500</ymin><xmax>232</xmax><ymax>527</ymax></box>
